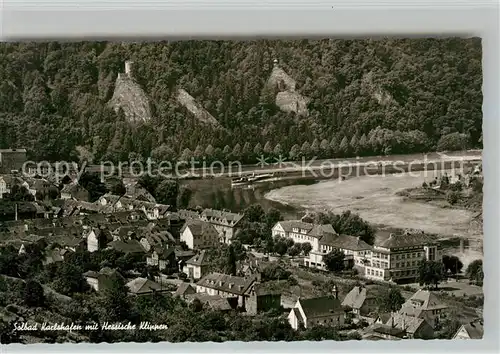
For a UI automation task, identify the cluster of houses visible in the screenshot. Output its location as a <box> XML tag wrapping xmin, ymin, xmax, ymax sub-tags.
<box><xmin>0</xmin><ymin>149</ymin><xmax>483</xmax><ymax>339</ymax></box>
<box><xmin>271</xmin><ymin>217</ymin><xmax>441</xmax><ymax>284</ymax></box>
<box><xmin>289</xmin><ymin>284</ymin><xmax>482</xmax><ymax>340</ymax></box>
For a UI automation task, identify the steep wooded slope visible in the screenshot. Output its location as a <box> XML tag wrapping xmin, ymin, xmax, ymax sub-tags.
<box><xmin>0</xmin><ymin>38</ymin><xmax>482</xmax><ymax>163</ymax></box>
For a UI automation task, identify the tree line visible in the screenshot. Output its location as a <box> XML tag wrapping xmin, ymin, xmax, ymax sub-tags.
<box><xmin>0</xmin><ymin>38</ymin><xmax>482</xmax><ymax>164</ymax></box>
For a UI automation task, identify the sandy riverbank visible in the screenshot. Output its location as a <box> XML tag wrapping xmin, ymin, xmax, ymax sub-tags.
<box><xmin>265</xmin><ymin>169</ymin><xmax>479</xmax><ymax>239</ymax></box>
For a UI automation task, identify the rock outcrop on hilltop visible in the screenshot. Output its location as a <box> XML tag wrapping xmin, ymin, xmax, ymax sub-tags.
<box><xmin>267</xmin><ymin>63</ymin><xmax>309</xmax><ymax>117</ymax></box>
<box><xmin>109</xmin><ymin>61</ymin><xmax>152</xmax><ymax>123</ymax></box>
<box><xmin>360</xmin><ymin>71</ymin><xmax>396</xmax><ymax>106</ymax></box>
<box><xmin>176</xmin><ymin>88</ymin><xmax>221</xmax><ymax>127</ymax></box>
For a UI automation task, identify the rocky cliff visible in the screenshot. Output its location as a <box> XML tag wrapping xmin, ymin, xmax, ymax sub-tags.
<box><xmin>176</xmin><ymin>88</ymin><xmax>221</xmax><ymax>127</ymax></box>
<box><xmin>109</xmin><ymin>72</ymin><xmax>152</xmax><ymax>123</ymax></box>
<box><xmin>267</xmin><ymin>65</ymin><xmax>309</xmax><ymax>117</ymax></box>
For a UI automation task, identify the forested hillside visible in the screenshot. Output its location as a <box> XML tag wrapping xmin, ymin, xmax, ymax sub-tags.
<box><xmin>0</xmin><ymin>38</ymin><xmax>482</xmax><ymax>164</ymax></box>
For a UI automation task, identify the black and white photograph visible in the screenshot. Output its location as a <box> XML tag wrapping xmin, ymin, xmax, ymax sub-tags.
<box><xmin>0</xmin><ymin>37</ymin><xmax>484</xmax><ymax>344</ymax></box>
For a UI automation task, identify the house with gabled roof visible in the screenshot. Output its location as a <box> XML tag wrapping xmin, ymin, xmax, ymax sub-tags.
<box><xmin>184</xmin><ymin>293</ymin><xmax>234</xmax><ymax>311</ymax></box>
<box><xmin>272</xmin><ymin>220</ymin><xmax>337</xmax><ymax>252</ymax></box>
<box><xmin>140</xmin><ymin>230</ymin><xmax>174</xmax><ymax>252</ymax></box>
<box><xmin>364</xmin><ymin>323</ymin><xmax>406</xmax><ymax>340</ymax></box>
<box><xmin>123</xmin><ymin>180</ymin><xmax>156</xmax><ymax>203</ymax></box>
<box><xmin>272</xmin><ymin>219</ymin><xmax>373</xmax><ymax>270</ymax></box>
<box><xmin>42</xmin><ymin>247</ymin><xmax>71</xmax><ymax>266</ymax></box>
<box><xmin>174</xmin><ymin>282</ymin><xmax>197</xmax><ymax>298</ymax></box>
<box><xmin>96</xmin><ymin>193</ymin><xmax>170</xmax><ymax>220</ymax></box>
<box><xmin>385</xmin><ymin>312</ymin><xmax>434</xmax><ymax>339</ymax></box>
<box><xmin>196</xmin><ymin>272</ymin><xmax>256</xmax><ymax>309</ymax></box>
<box><xmin>180</xmin><ymin>219</ymin><xmax>220</xmax><ymax>250</ymax></box>
<box><xmin>244</xmin><ymin>281</ymin><xmax>282</xmax><ymax>315</ymax></box>
<box><xmin>183</xmin><ymin>250</ymin><xmax>211</xmax><ymax>280</ymax></box>
<box><xmin>83</xmin><ymin>267</ymin><xmax>125</xmax><ymax>292</ymax></box>
<box><xmin>453</xmin><ymin>319</ymin><xmax>484</xmax><ymax>339</ymax></box>
<box><xmin>126</xmin><ymin>277</ymin><xmax>167</xmax><ymax>296</ymax></box>
<box><xmin>398</xmin><ymin>289</ymin><xmax>448</xmax><ymax>328</ymax></box>
<box><xmin>200</xmin><ymin>208</ymin><xmax>244</xmax><ymax>244</ymax></box>
<box><xmin>86</xmin><ymin>227</ymin><xmax>113</xmax><ymax>252</ymax></box>
<box><xmin>60</xmin><ymin>182</ymin><xmax>90</xmax><ymax>202</ymax></box>
<box><xmin>341</xmin><ymin>285</ymin><xmax>378</xmax><ymax>318</ymax></box>
<box><xmin>287</xmin><ymin>286</ymin><xmax>344</xmax><ymax>330</ymax></box>
<box><xmin>177</xmin><ymin>209</ymin><xmax>201</xmax><ymax>221</ymax></box>
<box><xmin>108</xmin><ymin>239</ymin><xmax>146</xmax><ymax>255</ymax></box>
<box><xmin>146</xmin><ymin>246</ymin><xmax>176</xmax><ymax>272</ymax></box>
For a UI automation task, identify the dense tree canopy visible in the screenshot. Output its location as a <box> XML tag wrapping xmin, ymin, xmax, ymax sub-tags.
<box><xmin>0</xmin><ymin>39</ymin><xmax>482</xmax><ymax>164</ymax></box>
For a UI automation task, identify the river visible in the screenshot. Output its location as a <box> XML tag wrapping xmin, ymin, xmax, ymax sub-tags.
<box><xmin>181</xmin><ymin>151</ymin><xmax>483</xmax><ymax>264</ymax></box>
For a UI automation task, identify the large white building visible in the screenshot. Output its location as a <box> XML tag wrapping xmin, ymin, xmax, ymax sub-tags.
<box><xmin>364</xmin><ymin>230</ymin><xmax>441</xmax><ymax>282</ymax></box>
<box><xmin>272</xmin><ymin>221</ymin><xmax>441</xmax><ymax>283</ymax></box>
<box><xmin>180</xmin><ymin>219</ymin><xmax>219</xmax><ymax>250</ymax></box>
<box><xmin>272</xmin><ymin>220</ymin><xmax>336</xmax><ymax>252</ymax></box>
<box><xmin>271</xmin><ymin>220</ymin><xmax>372</xmax><ymax>270</ymax></box>
<box><xmin>200</xmin><ymin>208</ymin><xmax>244</xmax><ymax>244</ymax></box>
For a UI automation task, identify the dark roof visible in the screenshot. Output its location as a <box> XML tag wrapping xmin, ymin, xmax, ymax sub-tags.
<box><xmin>186</xmin><ymin>250</ymin><xmax>210</xmax><ymax>266</ymax></box>
<box><xmin>386</xmin><ymin>313</ymin><xmax>429</xmax><ymax>334</ymax></box>
<box><xmin>175</xmin><ymin>249</ymin><xmax>196</xmax><ymax>259</ymax></box>
<box><xmin>83</xmin><ymin>267</ymin><xmax>124</xmax><ymax>280</ymax></box>
<box><xmin>184</xmin><ymin>293</ymin><xmax>233</xmax><ymax>311</ymax></box>
<box><xmin>371</xmin><ymin>324</ymin><xmax>406</xmax><ymax>338</ymax></box>
<box><xmin>126</xmin><ymin>277</ymin><xmax>162</xmax><ymax>294</ymax></box>
<box><xmin>299</xmin><ymin>296</ymin><xmax>343</xmax><ymax>319</ymax></box>
<box><xmin>320</xmin><ymin>234</ymin><xmax>372</xmax><ymax>251</ymax></box>
<box><xmin>249</xmin><ymin>282</ymin><xmax>282</xmax><ymax>296</ymax></box>
<box><xmin>0</xmin><ymin>201</ymin><xmax>40</xmax><ymax>215</ymax></box>
<box><xmin>292</xmin><ymin>308</ymin><xmax>304</xmax><ymax>326</ymax></box>
<box><xmin>376</xmin><ymin>230</ymin><xmax>437</xmax><ymax>249</ymax></box>
<box><xmin>177</xmin><ymin>209</ymin><xmax>201</xmax><ymax>220</ymax></box>
<box><xmin>108</xmin><ymin>240</ymin><xmax>146</xmax><ymax>254</ymax></box>
<box><xmin>197</xmin><ymin>272</ymin><xmax>255</xmax><ymax>296</ymax></box>
<box><xmin>201</xmin><ymin>208</ymin><xmax>244</xmax><ymax>227</ymax></box>
<box><xmin>153</xmin><ymin>247</ymin><xmax>175</xmax><ymax>259</ymax></box>
<box><xmin>181</xmin><ymin>219</ymin><xmax>218</xmax><ymax>237</ymax></box>
<box><xmin>174</xmin><ymin>282</ymin><xmax>196</xmax><ymax>297</ymax></box>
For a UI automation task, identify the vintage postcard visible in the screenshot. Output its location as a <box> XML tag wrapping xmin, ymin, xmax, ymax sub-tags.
<box><xmin>0</xmin><ymin>38</ymin><xmax>483</xmax><ymax>344</ymax></box>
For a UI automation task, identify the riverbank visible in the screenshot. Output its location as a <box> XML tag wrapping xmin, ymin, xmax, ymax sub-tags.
<box><xmin>396</xmin><ymin>186</ymin><xmax>483</xmax><ymax>213</ymax></box>
<box><xmin>264</xmin><ymin>169</ymin><xmax>478</xmax><ymax>239</ymax></box>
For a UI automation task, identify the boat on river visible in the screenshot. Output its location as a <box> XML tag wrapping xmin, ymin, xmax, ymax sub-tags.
<box><xmin>231</xmin><ymin>172</ymin><xmax>284</xmax><ymax>186</ymax></box>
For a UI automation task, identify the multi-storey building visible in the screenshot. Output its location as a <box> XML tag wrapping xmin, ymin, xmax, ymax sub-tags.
<box><xmin>180</xmin><ymin>219</ymin><xmax>220</xmax><ymax>250</ymax></box>
<box><xmin>364</xmin><ymin>230</ymin><xmax>441</xmax><ymax>283</ymax></box>
<box><xmin>272</xmin><ymin>220</ymin><xmax>372</xmax><ymax>270</ymax></box>
<box><xmin>200</xmin><ymin>208</ymin><xmax>244</xmax><ymax>244</ymax></box>
<box><xmin>272</xmin><ymin>220</ymin><xmax>337</xmax><ymax>252</ymax></box>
